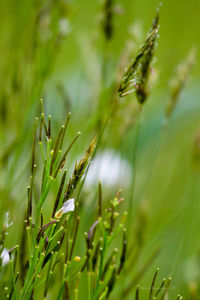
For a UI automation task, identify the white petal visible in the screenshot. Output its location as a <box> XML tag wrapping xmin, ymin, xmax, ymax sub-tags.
<box><xmin>85</xmin><ymin>150</ymin><xmax>132</xmax><ymax>187</ymax></box>
<box><xmin>1</xmin><ymin>249</ymin><xmax>10</xmax><ymax>266</ymax></box>
<box><xmin>55</xmin><ymin>198</ymin><xmax>75</xmax><ymax>218</ymax></box>
<box><xmin>63</xmin><ymin>198</ymin><xmax>75</xmax><ymax>213</ymax></box>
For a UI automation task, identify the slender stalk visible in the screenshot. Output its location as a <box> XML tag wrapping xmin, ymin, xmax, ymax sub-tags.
<box><xmin>127</xmin><ymin>105</ymin><xmax>143</xmax><ymax>233</ymax></box>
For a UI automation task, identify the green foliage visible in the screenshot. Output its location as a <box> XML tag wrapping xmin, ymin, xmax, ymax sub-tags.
<box><xmin>0</xmin><ymin>0</ymin><xmax>199</xmax><ymax>299</ymax></box>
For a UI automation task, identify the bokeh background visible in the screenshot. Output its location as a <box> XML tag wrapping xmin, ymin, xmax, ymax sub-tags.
<box><xmin>0</xmin><ymin>0</ymin><xmax>200</xmax><ymax>298</ymax></box>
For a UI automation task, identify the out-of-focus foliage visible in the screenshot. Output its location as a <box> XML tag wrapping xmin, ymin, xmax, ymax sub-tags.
<box><xmin>0</xmin><ymin>0</ymin><xmax>199</xmax><ymax>299</ymax></box>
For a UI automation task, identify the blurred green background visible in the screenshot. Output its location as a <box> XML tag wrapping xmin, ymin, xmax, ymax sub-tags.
<box><xmin>0</xmin><ymin>0</ymin><xmax>200</xmax><ymax>298</ymax></box>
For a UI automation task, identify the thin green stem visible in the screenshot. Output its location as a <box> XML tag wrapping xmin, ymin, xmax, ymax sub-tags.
<box><xmin>127</xmin><ymin>105</ymin><xmax>143</xmax><ymax>234</ymax></box>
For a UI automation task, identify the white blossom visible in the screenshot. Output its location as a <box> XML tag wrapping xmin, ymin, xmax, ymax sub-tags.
<box><xmin>0</xmin><ymin>249</ymin><xmax>10</xmax><ymax>266</ymax></box>
<box><xmin>55</xmin><ymin>198</ymin><xmax>75</xmax><ymax>218</ymax></box>
<box><xmin>85</xmin><ymin>150</ymin><xmax>132</xmax><ymax>187</ymax></box>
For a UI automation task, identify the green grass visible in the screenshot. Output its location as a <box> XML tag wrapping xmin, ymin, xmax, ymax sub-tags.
<box><xmin>0</xmin><ymin>0</ymin><xmax>199</xmax><ymax>299</ymax></box>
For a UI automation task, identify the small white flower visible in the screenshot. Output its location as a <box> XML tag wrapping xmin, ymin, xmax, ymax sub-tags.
<box><xmin>55</xmin><ymin>198</ymin><xmax>75</xmax><ymax>218</ymax></box>
<box><xmin>0</xmin><ymin>249</ymin><xmax>10</xmax><ymax>266</ymax></box>
<box><xmin>85</xmin><ymin>150</ymin><xmax>132</xmax><ymax>187</ymax></box>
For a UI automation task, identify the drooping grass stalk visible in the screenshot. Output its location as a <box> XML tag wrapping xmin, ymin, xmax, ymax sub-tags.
<box><xmin>127</xmin><ymin>8</ymin><xmax>160</xmax><ymax>232</ymax></box>
<box><xmin>76</xmin><ymin>16</ymin><xmax>159</xmax><ymax>206</ymax></box>
<box><xmin>118</xmin><ymin>26</ymin><xmax>159</xmax><ymax>97</ymax></box>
